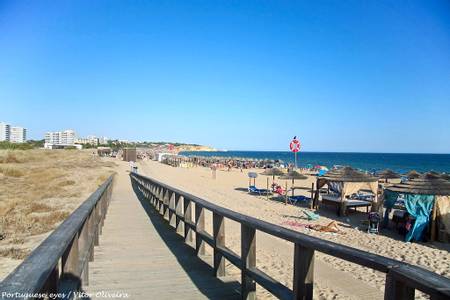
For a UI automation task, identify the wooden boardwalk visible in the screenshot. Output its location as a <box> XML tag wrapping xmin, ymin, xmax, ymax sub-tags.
<box><xmin>85</xmin><ymin>171</ymin><xmax>240</xmax><ymax>299</ymax></box>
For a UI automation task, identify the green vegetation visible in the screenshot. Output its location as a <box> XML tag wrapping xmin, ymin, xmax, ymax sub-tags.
<box><xmin>0</xmin><ymin>140</ymin><xmax>44</xmax><ymax>150</ymax></box>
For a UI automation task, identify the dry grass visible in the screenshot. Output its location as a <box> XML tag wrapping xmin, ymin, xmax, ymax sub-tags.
<box><xmin>0</xmin><ymin>149</ymin><xmax>116</xmax><ymax>255</ymax></box>
<box><xmin>0</xmin><ymin>166</ymin><xmax>25</xmax><ymax>177</ymax></box>
<box><xmin>0</xmin><ymin>247</ymin><xmax>30</xmax><ymax>260</ymax></box>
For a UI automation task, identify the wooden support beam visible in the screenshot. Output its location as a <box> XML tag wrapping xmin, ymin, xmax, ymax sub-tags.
<box><xmin>169</xmin><ymin>192</ymin><xmax>176</xmax><ymax>227</ymax></box>
<box><xmin>62</xmin><ymin>234</ymin><xmax>79</xmax><ymax>278</ymax></box>
<box><xmin>213</xmin><ymin>213</ymin><xmax>225</xmax><ymax>277</ymax></box>
<box><xmin>293</xmin><ymin>244</ymin><xmax>314</xmax><ymax>300</ymax></box>
<box><xmin>184</xmin><ymin>198</ymin><xmax>193</xmax><ymax>243</ymax></box>
<box><xmin>195</xmin><ymin>204</ymin><xmax>205</xmax><ymax>255</ymax></box>
<box><xmin>176</xmin><ymin>195</ymin><xmax>184</xmax><ymax>235</ymax></box>
<box><xmin>241</xmin><ymin>224</ymin><xmax>256</xmax><ymax>300</ymax></box>
<box><xmin>384</xmin><ymin>271</ymin><xmax>415</xmax><ymax>300</ymax></box>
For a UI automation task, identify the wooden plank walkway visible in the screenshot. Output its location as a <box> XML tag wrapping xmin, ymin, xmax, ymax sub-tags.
<box><xmin>85</xmin><ymin>170</ymin><xmax>240</xmax><ymax>299</ymax></box>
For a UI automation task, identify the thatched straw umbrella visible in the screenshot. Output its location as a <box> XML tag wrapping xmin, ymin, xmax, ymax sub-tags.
<box><xmin>279</xmin><ymin>170</ymin><xmax>308</xmax><ymax>201</ymax></box>
<box><xmin>321</xmin><ymin>166</ymin><xmax>378</xmax><ymax>183</ymax></box>
<box><xmin>406</xmin><ymin>170</ymin><xmax>421</xmax><ymax>179</ymax></box>
<box><xmin>262</xmin><ymin>168</ymin><xmax>285</xmax><ymax>180</ymax></box>
<box><xmin>261</xmin><ymin>168</ymin><xmax>285</xmax><ymax>198</ymax></box>
<box><xmin>387</xmin><ymin>172</ymin><xmax>450</xmax><ymax>195</ymax></box>
<box><xmin>440</xmin><ymin>173</ymin><xmax>450</xmax><ymax>181</ymax></box>
<box><xmin>377</xmin><ymin>169</ymin><xmax>401</xmax><ymax>183</ymax></box>
<box><xmin>385</xmin><ymin>172</ymin><xmax>450</xmax><ymax>241</ymax></box>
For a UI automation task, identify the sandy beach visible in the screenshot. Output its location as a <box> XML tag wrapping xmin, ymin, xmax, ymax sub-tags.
<box><xmin>137</xmin><ymin>159</ymin><xmax>450</xmax><ymax>299</ymax></box>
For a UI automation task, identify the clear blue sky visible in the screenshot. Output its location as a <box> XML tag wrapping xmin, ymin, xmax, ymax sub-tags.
<box><xmin>1</xmin><ymin>1</ymin><xmax>449</xmax><ymax>153</ymax></box>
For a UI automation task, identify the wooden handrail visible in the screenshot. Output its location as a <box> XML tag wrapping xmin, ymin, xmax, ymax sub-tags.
<box><xmin>0</xmin><ymin>176</ymin><xmax>114</xmax><ymax>300</ymax></box>
<box><xmin>131</xmin><ymin>172</ymin><xmax>450</xmax><ymax>300</ymax></box>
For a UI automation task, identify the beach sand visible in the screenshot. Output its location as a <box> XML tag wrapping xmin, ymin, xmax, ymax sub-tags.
<box><xmin>137</xmin><ymin>159</ymin><xmax>449</xmax><ymax>299</ymax></box>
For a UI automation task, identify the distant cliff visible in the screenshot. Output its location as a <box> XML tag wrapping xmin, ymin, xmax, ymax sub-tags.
<box><xmin>175</xmin><ymin>145</ymin><xmax>216</xmax><ymax>152</ymax></box>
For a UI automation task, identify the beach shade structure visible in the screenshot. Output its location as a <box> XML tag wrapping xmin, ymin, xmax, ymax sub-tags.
<box><xmin>406</xmin><ymin>170</ymin><xmax>421</xmax><ymax>179</ymax></box>
<box><xmin>261</xmin><ymin>168</ymin><xmax>285</xmax><ymax>198</ymax></box>
<box><xmin>441</xmin><ymin>173</ymin><xmax>450</xmax><ymax>181</ymax></box>
<box><xmin>262</xmin><ymin>168</ymin><xmax>285</xmax><ymax>180</ymax></box>
<box><xmin>313</xmin><ymin>167</ymin><xmax>379</xmax><ymax>216</ymax></box>
<box><xmin>279</xmin><ymin>170</ymin><xmax>308</xmax><ymax>202</ymax></box>
<box><xmin>384</xmin><ymin>172</ymin><xmax>450</xmax><ymax>242</ymax></box>
<box><xmin>377</xmin><ymin>169</ymin><xmax>401</xmax><ymax>182</ymax></box>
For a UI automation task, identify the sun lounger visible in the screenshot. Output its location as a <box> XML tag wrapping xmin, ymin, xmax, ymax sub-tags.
<box><xmin>288</xmin><ymin>195</ymin><xmax>310</xmax><ymax>205</ymax></box>
<box><xmin>248</xmin><ymin>185</ymin><xmax>272</xmax><ymax>195</ymax></box>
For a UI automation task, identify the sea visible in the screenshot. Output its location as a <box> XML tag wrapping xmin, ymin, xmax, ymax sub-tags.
<box><xmin>179</xmin><ymin>151</ymin><xmax>450</xmax><ymax>174</ymax></box>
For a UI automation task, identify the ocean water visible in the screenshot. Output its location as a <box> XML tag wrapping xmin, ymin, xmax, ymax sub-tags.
<box><xmin>179</xmin><ymin>151</ymin><xmax>450</xmax><ymax>173</ymax></box>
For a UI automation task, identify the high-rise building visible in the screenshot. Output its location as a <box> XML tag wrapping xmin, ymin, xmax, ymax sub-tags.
<box><xmin>61</xmin><ymin>130</ymin><xmax>75</xmax><ymax>145</ymax></box>
<box><xmin>0</xmin><ymin>122</ymin><xmax>10</xmax><ymax>142</ymax></box>
<box><xmin>45</xmin><ymin>129</ymin><xmax>78</xmax><ymax>148</ymax></box>
<box><xmin>10</xmin><ymin>127</ymin><xmax>27</xmax><ymax>143</ymax></box>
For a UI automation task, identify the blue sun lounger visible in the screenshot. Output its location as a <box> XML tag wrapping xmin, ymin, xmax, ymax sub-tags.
<box><xmin>287</xmin><ymin>195</ymin><xmax>310</xmax><ymax>205</ymax></box>
<box><xmin>248</xmin><ymin>185</ymin><xmax>272</xmax><ymax>195</ymax></box>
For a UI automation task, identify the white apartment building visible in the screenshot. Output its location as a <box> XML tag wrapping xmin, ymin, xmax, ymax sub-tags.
<box><xmin>1</xmin><ymin>122</ymin><xmax>26</xmax><ymax>143</ymax></box>
<box><xmin>44</xmin><ymin>130</ymin><xmax>78</xmax><ymax>148</ymax></box>
<box><xmin>75</xmin><ymin>135</ymin><xmax>99</xmax><ymax>145</ymax></box>
<box><xmin>0</xmin><ymin>122</ymin><xmax>10</xmax><ymax>142</ymax></box>
<box><xmin>10</xmin><ymin>127</ymin><xmax>27</xmax><ymax>143</ymax></box>
<box><xmin>99</xmin><ymin>136</ymin><xmax>109</xmax><ymax>145</ymax></box>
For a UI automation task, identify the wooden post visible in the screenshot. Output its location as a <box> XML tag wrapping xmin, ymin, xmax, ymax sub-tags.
<box><xmin>176</xmin><ymin>195</ymin><xmax>184</xmax><ymax>235</ymax></box>
<box><xmin>195</xmin><ymin>204</ymin><xmax>205</xmax><ymax>255</ymax></box>
<box><xmin>266</xmin><ymin>177</ymin><xmax>269</xmax><ymax>200</ymax></box>
<box><xmin>213</xmin><ymin>213</ymin><xmax>225</xmax><ymax>277</ymax></box>
<box><xmin>285</xmin><ymin>181</ymin><xmax>288</xmax><ymax>205</ymax></box>
<box><xmin>62</xmin><ymin>233</ymin><xmax>79</xmax><ymax>279</ymax></box>
<box><xmin>431</xmin><ymin>198</ymin><xmax>437</xmax><ymax>242</ymax></box>
<box><xmin>384</xmin><ymin>271</ymin><xmax>415</xmax><ymax>300</ymax></box>
<box><xmin>169</xmin><ymin>192</ymin><xmax>176</xmax><ymax>227</ymax></box>
<box><xmin>164</xmin><ymin>189</ymin><xmax>170</xmax><ymax>220</ymax></box>
<box><xmin>241</xmin><ymin>224</ymin><xmax>256</xmax><ymax>300</ymax></box>
<box><xmin>94</xmin><ymin>203</ymin><xmax>100</xmax><ymax>245</ymax></box>
<box><xmin>292</xmin><ymin>178</ymin><xmax>295</xmax><ymax>197</ymax></box>
<box><xmin>310</xmin><ymin>183</ymin><xmax>314</xmax><ymax>209</ymax></box>
<box><xmin>42</xmin><ymin>266</ymin><xmax>59</xmax><ymax>295</ymax></box>
<box><xmin>293</xmin><ymin>244</ymin><xmax>314</xmax><ymax>300</ymax></box>
<box><xmin>82</xmin><ymin>261</ymin><xmax>89</xmax><ymax>286</ymax></box>
<box><xmin>184</xmin><ymin>198</ymin><xmax>193</xmax><ymax>243</ymax></box>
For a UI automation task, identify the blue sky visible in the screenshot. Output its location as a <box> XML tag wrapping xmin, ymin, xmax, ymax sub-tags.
<box><xmin>0</xmin><ymin>1</ymin><xmax>449</xmax><ymax>153</ymax></box>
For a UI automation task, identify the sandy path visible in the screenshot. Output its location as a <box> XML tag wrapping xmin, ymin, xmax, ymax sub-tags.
<box><xmin>137</xmin><ymin>160</ymin><xmax>393</xmax><ymax>299</ymax></box>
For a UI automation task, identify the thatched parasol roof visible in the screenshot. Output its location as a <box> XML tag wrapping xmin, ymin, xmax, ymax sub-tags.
<box><xmin>377</xmin><ymin>169</ymin><xmax>401</xmax><ymax>179</ymax></box>
<box><xmin>279</xmin><ymin>170</ymin><xmax>308</xmax><ymax>180</ymax></box>
<box><xmin>261</xmin><ymin>168</ymin><xmax>285</xmax><ymax>177</ymax></box>
<box><xmin>320</xmin><ymin>166</ymin><xmax>378</xmax><ymax>182</ymax></box>
<box><xmin>405</xmin><ymin>170</ymin><xmax>421</xmax><ymax>179</ymax></box>
<box><xmin>440</xmin><ymin>173</ymin><xmax>450</xmax><ymax>181</ymax></box>
<box><xmin>386</xmin><ymin>172</ymin><xmax>450</xmax><ymax>195</ymax></box>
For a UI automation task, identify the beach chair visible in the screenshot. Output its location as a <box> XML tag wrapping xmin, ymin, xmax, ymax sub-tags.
<box><xmin>248</xmin><ymin>185</ymin><xmax>271</xmax><ymax>195</ymax></box>
<box><xmin>288</xmin><ymin>195</ymin><xmax>309</xmax><ymax>205</ymax></box>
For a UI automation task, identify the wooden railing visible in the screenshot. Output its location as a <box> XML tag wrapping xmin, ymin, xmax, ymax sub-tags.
<box><xmin>0</xmin><ymin>176</ymin><xmax>114</xmax><ymax>300</ymax></box>
<box><xmin>130</xmin><ymin>172</ymin><xmax>450</xmax><ymax>300</ymax></box>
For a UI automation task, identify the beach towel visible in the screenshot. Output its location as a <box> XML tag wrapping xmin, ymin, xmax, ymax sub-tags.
<box><xmin>303</xmin><ymin>210</ymin><xmax>319</xmax><ymax>221</ymax></box>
